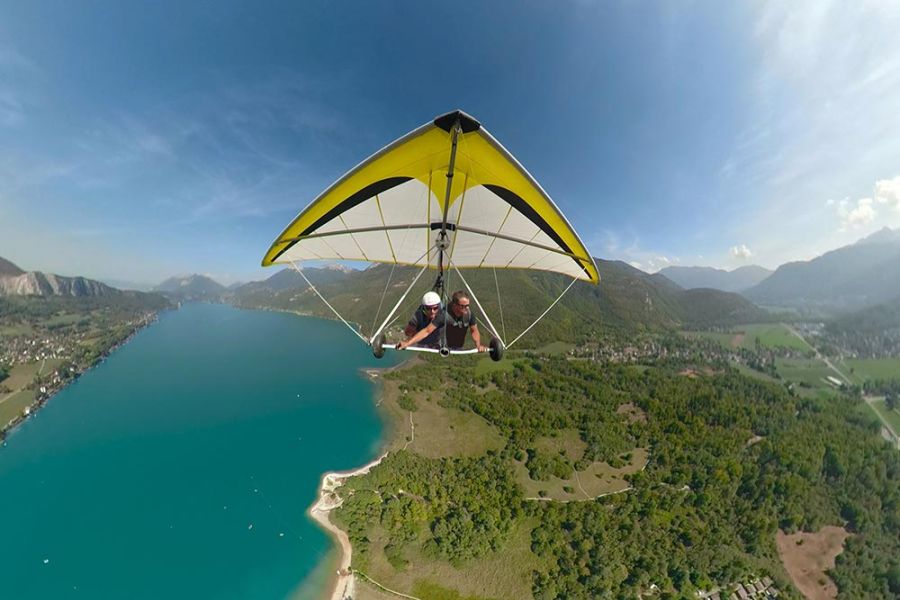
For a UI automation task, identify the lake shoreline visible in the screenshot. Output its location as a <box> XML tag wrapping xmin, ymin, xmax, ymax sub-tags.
<box><xmin>307</xmin><ymin>356</ymin><xmax>418</xmax><ymax>600</ymax></box>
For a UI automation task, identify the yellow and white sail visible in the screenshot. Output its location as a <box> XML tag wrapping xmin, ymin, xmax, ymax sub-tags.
<box><xmin>262</xmin><ymin>110</ymin><xmax>599</xmax><ymax>284</ymax></box>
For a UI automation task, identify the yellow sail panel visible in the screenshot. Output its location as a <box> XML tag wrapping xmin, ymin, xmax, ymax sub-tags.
<box><xmin>262</xmin><ymin>110</ymin><xmax>599</xmax><ymax>284</ymax></box>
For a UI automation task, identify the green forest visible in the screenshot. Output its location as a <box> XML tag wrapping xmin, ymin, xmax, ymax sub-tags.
<box><xmin>334</xmin><ymin>357</ymin><xmax>899</xmax><ymax>599</ymax></box>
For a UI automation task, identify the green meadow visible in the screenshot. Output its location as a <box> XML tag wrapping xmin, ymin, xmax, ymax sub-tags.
<box><xmin>841</xmin><ymin>358</ymin><xmax>900</xmax><ymax>381</ymax></box>
<box><xmin>683</xmin><ymin>323</ymin><xmax>811</xmax><ymax>352</ymax></box>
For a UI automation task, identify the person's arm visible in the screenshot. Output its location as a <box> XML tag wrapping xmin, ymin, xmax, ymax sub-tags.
<box><xmin>470</xmin><ymin>323</ymin><xmax>486</xmax><ymax>352</ymax></box>
<box><xmin>397</xmin><ymin>323</ymin><xmax>437</xmax><ymax>349</ymax></box>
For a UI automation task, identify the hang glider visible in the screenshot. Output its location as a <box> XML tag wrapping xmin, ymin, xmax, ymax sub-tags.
<box><xmin>262</xmin><ymin>110</ymin><xmax>599</xmax><ymax>359</ymax></box>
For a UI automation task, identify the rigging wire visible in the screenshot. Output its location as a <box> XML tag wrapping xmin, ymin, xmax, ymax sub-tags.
<box><xmin>288</xmin><ymin>260</ymin><xmax>369</xmax><ymax>344</ymax></box>
<box><xmin>506</xmin><ymin>276</ymin><xmax>578</xmax><ymax>349</ymax></box>
<box><xmin>492</xmin><ymin>267</ymin><xmax>507</xmax><ymax>343</ymax></box>
<box><xmin>449</xmin><ymin>260</ymin><xmax>505</xmax><ymax>346</ymax></box>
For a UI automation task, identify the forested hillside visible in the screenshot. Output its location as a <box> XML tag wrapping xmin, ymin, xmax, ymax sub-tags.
<box><xmin>335</xmin><ymin>358</ymin><xmax>899</xmax><ymax>599</ymax></box>
<box><xmin>823</xmin><ymin>297</ymin><xmax>900</xmax><ymax>357</ymax></box>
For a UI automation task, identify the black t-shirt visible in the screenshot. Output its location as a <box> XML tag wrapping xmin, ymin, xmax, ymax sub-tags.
<box><xmin>408</xmin><ymin>306</ymin><xmax>446</xmax><ymax>348</ymax></box>
<box><xmin>444</xmin><ymin>307</ymin><xmax>477</xmax><ymax>349</ymax></box>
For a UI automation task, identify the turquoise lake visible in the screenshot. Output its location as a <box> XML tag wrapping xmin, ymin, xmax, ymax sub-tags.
<box><xmin>0</xmin><ymin>303</ymin><xmax>398</xmax><ymax>599</ymax></box>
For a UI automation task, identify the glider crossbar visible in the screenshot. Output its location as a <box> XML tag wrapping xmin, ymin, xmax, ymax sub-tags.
<box><xmin>391</xmin><ymin>346</ymin><xmax>480</xmax><ymax>355</ymax></box>
<box><xmin>288</xmin><ymin>260</ymin><xmax>369</xmax><ymax>345</ymax></box>
<box><xmin>449</xmin><ymin>263</ymin><xmax>505</xmax><ymax>346</ymax></box>
<box><xmin>506</xmin><ymin>276</ymin><xmax>578</xmax><ymax>350</ymax></box>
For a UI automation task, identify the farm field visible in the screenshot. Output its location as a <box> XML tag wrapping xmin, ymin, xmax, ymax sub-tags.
<box><xmin>0</xmin><ymin>389</ymin><xmax>35</xmax><ymax>428</ymax></box>
<box><xmin>682</xmin><ymin>323</ymin><xmax>812</xmax><ymax>352</ymax></box>
<box><xmin>741</xmin><ymin>324</ymin><xmax>811</xmax><ymax>351</ymax></box>
<box><xmin>682</xmin><ymin>330</ymin><xmax>737</xmax><ymax>348</ymax></box>
<box><xmin>775</xmin><ymin>358</ymin><xmax>837</xmax><ymax>389</ymax></box>
<box><xmin>840</xmin><ymin>357</ymin><xmax>900</xmax><ymax>382</ymax></box>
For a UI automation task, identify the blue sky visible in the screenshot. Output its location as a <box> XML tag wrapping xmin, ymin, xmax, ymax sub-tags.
<box><xmin>2</xmin><ymin>1</ymin><xmax>899</xmax><ymax>285</ymax></box>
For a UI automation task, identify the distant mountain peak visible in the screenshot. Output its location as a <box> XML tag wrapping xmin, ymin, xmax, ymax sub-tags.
<box><xmin>856</xmin><ymin>226</ymin><xmax>900</xmax><ymax>246</ymax></box>
<box><xmin>0</xmin><ymin>269</ymin><xmax>119</xmax><ymax>297</ymax></box>
<box><xmin>0</xmin><ymin>256</ymin><xmax>25</xmax><ymax>277</ymax></box>
<box><xmin>154</xmin><ymin>274</ymin><xmax>226</xmax><ymax>300</ymax></box>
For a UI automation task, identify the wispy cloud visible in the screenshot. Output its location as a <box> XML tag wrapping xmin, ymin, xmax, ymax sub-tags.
<box><xmin>727</xmin><ymin>3</ymin><xmax>900</xmax><ymax>192</ymax></box>
<box><xmin>0</xmin><ymin>45</ymin><xmax>39</xmax><ymax>127</ymax></box>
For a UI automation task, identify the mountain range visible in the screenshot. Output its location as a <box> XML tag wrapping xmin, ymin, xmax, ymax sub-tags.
<box><xmin>659</xmin><ymin>265</ymin><xmax>772</xmax><ymax>292</ymax></box>
<box><xmin>0</xmin><ymin>258</ymin><xmax>119</xmax><ymax>297</ymax></box>
<box><xmin>742</xmin><ymin>227</ymin><xmax>900</xmax><ymax>312</ymax></box>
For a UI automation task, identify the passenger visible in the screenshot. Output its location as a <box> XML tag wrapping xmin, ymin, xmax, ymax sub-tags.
<box><xmin>396</xmin><ymin>291</ymin><xmax>445</xmax><ymax>350</ymax></box>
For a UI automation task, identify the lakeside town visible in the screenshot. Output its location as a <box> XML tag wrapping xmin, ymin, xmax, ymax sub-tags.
<box><xmin>0</xmin><ymin>303</ymin><xmax>163</xmax><ymax>438</ymax></box>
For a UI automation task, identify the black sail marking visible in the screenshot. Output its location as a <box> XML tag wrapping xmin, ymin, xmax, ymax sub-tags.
<box><xmin>272</xmin><ymin>177</ymin><xmax>412</xmax><ymax>263</ymax></box>
<box><xmin>483</xmin><ymin>184</ymin><xmax>591</xmax><ymax>279</ymax></box>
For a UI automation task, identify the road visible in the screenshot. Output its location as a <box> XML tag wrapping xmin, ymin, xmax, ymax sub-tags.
<box><xmin>783</xmin><ymin>324</ymin><xmax>852</xmax><ymax>383</ymax></box>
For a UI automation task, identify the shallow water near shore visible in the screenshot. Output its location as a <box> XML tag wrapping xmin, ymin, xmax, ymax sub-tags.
<box><xmin>0</xmin><ymin>303</ymin><xmax>398</xmax><ymax>599</ymax></box>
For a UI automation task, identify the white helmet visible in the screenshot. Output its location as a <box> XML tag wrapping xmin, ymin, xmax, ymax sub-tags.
<box><xmin>422</xmin><ymin>291</ymin><xmax>441</xmax><ymax>307</ymax></box>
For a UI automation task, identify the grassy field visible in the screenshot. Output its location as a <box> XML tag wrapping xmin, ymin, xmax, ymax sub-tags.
<box><xmin>3</xmin><ymin>361</ymin><xmax>45</xmax><ymax>390</ymax></box>
<box><xmin>513</xmin><ymin>447</ymin><xmax>647</xmax><ymax>500</ymax></box>
<box><xmin>867</xmin><ymin>397</ymin><xmax>900</xmax><ymax>433</ymax></box>
<box><xmin>841</xmin><ymin>358</ymin><xmax>900</xmax><ymax>381</ymax></box>
<box><xmin>683</xmin><ymin>324</ymin><xmax>812</xmax><ymax>353</ymax></box>
<box><xmin>775</xmin><ymin>358</ymin><xmax>837</xmax><ymax>389</ymax></box>
<box><xmin>0</xmin><ymin>389</ymin><xmax>35</xmax><ymax>428</ymax></box>
<box><xmin>380</xmin><ymin>383</ymin><xmax>506</xmax><ymax>459</ymax></box>
<box><xmin>509</xmin><ymin>428</ymin><xmax>647</xmax><ymax>501</ymax></box>
<box><xmin>0</xmin><ymin>323</ymin><xmax>34</xmax><ymax>337</ymax></box>
<box><xmin>535</xmin><ymin>341</ymin><xmax>574</xmax><ymax>355</ymax></box>
<box><xmin>741</xmin><ymin>324</ymin><xmax>811</xmax><ymax>351</ymax></box>
<box><xmin>44</xmin><ymin>313</ymin><xmax>86</xmax><ymax>329</ymax></box>
<box><xmin>681</xmin><ymin>330</ymin><xmax>738</xmax><ymax>348</ymax></box>
<box><xmin>473</xmin><ymin>356</ymin><xmax>518</xmax><ymax>377</ymax></box>
<box><xmin>358</xmin><ymin>518</ymin><xmax>546</xmax><ymax>600</ymax></box>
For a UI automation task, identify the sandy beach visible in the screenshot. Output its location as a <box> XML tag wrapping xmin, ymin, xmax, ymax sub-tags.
<box><xmin>308</xmin><ymin>452</ymin><xmax>388</xmax><ymax>600</ymax></box>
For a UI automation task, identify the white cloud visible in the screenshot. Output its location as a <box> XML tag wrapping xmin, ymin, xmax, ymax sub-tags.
<box><xmin>875</xmin><ymin>175</ymin><xmax>900</xmax><ymax>211</ymax></box>
<box><xmin>730</xmin><ymin>244</ymin><xmax>753</xmax><ymax>260</ymax></box>
<box><xmin>837</xmin><ymin>197</ymin><xmax>876</xmax><ymax>230</ymax></box>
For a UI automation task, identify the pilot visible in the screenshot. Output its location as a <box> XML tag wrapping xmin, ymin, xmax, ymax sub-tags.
<box><xmin>444</xmin><ymin>290</ymin><xmax>486</xmax><ymax>352</ymax></box>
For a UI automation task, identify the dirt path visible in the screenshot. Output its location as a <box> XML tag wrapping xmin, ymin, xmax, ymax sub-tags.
<box><xmin>401</xmin><ymin>411</ymin><xmax>415</xmax><ymax>450</ymax></box>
